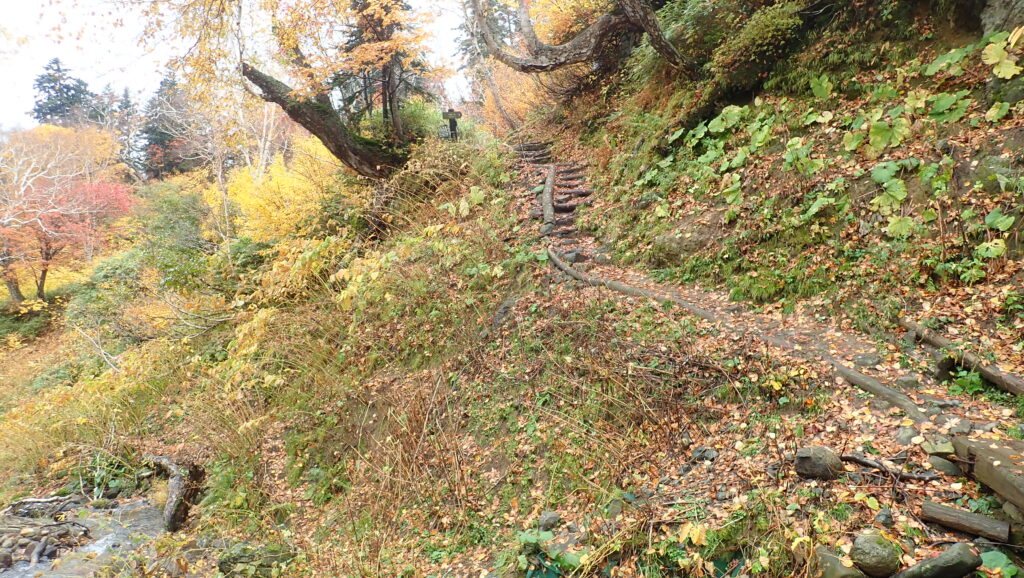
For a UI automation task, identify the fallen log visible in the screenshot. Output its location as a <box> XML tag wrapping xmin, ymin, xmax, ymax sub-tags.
<box><xmin>547</xmin><ymin>248</ymin><xmax>930</xmax><ymax>423</ymax></box>
<box><xmin>900</xmin><ymin>319</ymin><xmax>1024</xmax><ymax>395</ymax></box>
<box><xmin>920</xmin><ymin>500</ymin><xmax>1010</xmax><ymax>541</ymax></box>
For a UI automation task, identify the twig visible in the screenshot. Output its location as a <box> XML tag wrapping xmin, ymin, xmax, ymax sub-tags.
<box><xmin>840</xmin><ymin>454</ymin><xmax>939</xmax><ymax>482</ymax></box>
<box><xmin>71</xmin><ymin>324</ymin><xmax>120</xmax><ymax>372</ymax></box>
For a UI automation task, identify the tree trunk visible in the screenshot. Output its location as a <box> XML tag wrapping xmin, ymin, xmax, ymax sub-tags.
<box><xmin>2</xmin><ymin>269</ymin><xmax>24</xmax><ymax>304</ymax></box>
<box><xmin>470</xmin><ymin>0</ymin><xmax>690</xmax><ymax>75</ymax></box>
<box><xmin>242</xmin><ymin>63</ymin><xmax>406</xmax><ymax>179</ymax></box>
<box><xmin>617</xmin><ymin>0</ymin><xmax>696</xmax><ymax>77</ymax></box>
<box><xmin>470</xmin><ymin>0</ymin><xmax>634</xmax><ymax>73</ymax></box>
<box><xmin>35</xmin><ymin>266</ymin><xmax>48</xmax><ymax>301</ymax></box>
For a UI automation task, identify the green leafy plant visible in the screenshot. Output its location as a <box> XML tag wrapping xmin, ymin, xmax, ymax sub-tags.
<box><xmin>809</xmin><ymin>74</ymin><xmax>833</xmax><ymax>99</ymax></box>
<box><xmin>982</xmin><ymin>29</ymin><xmax>1023</xmax><ymax>79</ymax></box>
<box><xmin>981</xmin><ymin>550</ymin><xmax>1020</xmax><ymax>577</ymax></box>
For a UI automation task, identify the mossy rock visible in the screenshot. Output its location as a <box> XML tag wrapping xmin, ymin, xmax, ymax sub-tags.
<box><xmin>217</xmin><ymin>542</ymin><xmax>294</xmax><ymax>577</ymax></box>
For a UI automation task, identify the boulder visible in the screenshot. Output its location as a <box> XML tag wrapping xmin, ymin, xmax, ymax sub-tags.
<box><xmin>851</xmin><ymin>531</ymin><xmax>902</xmax><ymax>577</ymax></box>
<box><xmin>982</xmin><ymin>0</ymin><xmax>1024</xmax><ymax>35</ymax></box>
<box><xmin>538</xmin><ymin>510</ymin><xmax>562</xmax><ymax>531</ymax></box>
<box><xmin>897</xmin><ymin>427</ymin><xmax>919</xmax><ymax>446</ymax></box>
<box><xmin>928</xmin><ymin>456</ymin><xmax>963</xmax><ymax>477</ymax></box>
<box><xmin>813</xmin><ymin>546</ymin><xmax>868</xmax><ymax>578</ymax></box>
<box><xmin>891</xmin><ymin>543</ymin><xmax>981</xmax><ymax>578</ymax></box>
<box><xmin>921</xmin><ymin>436</ymin><xmax>955</xmax><ymax>457</ymax></box>
<box><xmin>795</xmin><ymin>447</ymin><xmax>844</xmax><ymax>480</ymax></box>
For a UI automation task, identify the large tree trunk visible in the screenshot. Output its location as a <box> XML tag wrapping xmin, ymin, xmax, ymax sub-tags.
<box><xmin>470</xmin><ymin>0</ymin><xmax>691</xmax><ymax>75</ymax></box>
<box><xmin>617</xmin><ymin>0</ymin><xmax>695</xmax><ymax>76</ymax></box>
<box><xmin>241</xmin><ymin>63</ymin><xmax>406</xmax><ymax>179</ymax></box>
<box><xmin>471</xmin><ymin>0</ymin><xmax>634</xmax><ymax>73</ymax></box>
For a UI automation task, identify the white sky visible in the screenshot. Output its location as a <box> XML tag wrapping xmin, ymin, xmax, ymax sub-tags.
<box><xmin>0</xmin><ymin>0</ymin><xmax>469</xmax><ymax>131</ymax></box>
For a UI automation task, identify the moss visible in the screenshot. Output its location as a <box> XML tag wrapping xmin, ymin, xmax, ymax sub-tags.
<box><xmin>709</xmin><ymin>1</ymin><xmax>807</xmax><ymax>91</ymax></box>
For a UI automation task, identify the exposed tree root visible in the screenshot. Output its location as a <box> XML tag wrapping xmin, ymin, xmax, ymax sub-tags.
<box><xmin>900</xmin><ymin>318</ymin><xmax>1024</xmax><ymax>396</ymax></box>
<box><xmin>840</xmin><ymin>454</ymin><xmax>940</xmax><ymax>482</ymax></box>
<box><xmin>546</xmin><ymin>248</ymin><xmax>929</xmax><ymax>422</ymax></box>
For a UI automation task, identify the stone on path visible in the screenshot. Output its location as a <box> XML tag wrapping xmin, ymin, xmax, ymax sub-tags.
<box><xmin>928</xmin><ymin>456</ymin><xmax>963</xmax><ymax>477</ymax></box>
<box><xmin>814</xmin><ymin>546</ymin><xmax>867</xmax><ymax>578</ymax></box>
<box><xmin>795</xmin><ymin>446</ymin><xmax>843</xmax><ymax>480</ymax></box>
<box><xmin>851</xmin><ymin>531</ymin><xmax>902</xmax><ymax>577</ymax></box>
<box><xmin>891</xmin><ymin>543</ymin><xmax>981</xmax><ymax>578</ymax></box>
<box><xmin>538</xmin><ymin>510</ymin><xmax>562</xmax><ymax>531</ymax></box>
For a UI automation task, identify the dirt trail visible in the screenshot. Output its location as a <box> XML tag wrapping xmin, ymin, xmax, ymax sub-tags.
<box><xmin>511</xmin><ymin>142</ymin><xmax>1016</xmax><ymax>433</ymax></box>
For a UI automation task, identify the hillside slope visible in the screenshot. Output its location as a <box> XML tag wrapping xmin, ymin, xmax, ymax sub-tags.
<box><xmin>1</xmin><ymin>1</ymin><xmax>1023</xmax><ymax>577</ymax></box>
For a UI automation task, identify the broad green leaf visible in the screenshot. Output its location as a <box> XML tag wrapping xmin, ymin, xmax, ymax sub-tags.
<box><xmin>994</xmin><ymin>59</ymin><xmax>1023</xmax><ymax>79</ymax></box>
<box><xmin>982</xmin><ymin>42</ymin><xmax>1009</xmax><ymax>65</ymax></box>
<box><xmin>921</xmin><ymin>208</ymin><xmax>939</xmax><ymax>222</ymax></box>
<box><xmin>985</xmin><ymin>208</ymin><xmax>1015</xmax><ymax>231</ymax></box>
<box><xmin>986</xmin><ymin>102</ymin><xmax>1011</xmax><ymax>122</ymax></box>
<box><xmin>886</xmin><ymin>216</ymin><xmax>914</xmax><ymax>237</ymax></box>
<box><xmin>976</xmin><ymin>239</ymin><xmax>1007</xmax><ymax>259</ymax></box>
<box><xmin>884</xmin><ymin>179</ymin><xmax>908</xmax><ymax>201</ymax></box>
<box><xmin>869</xmin><ymin>122</ymin><xmax>894</xmax><ymax>149</ymax></box>
<box><xmin>930</xmin><ymin>93</ymin><xmax>959</xmax><ymax>114</ymax></box>
<box><xmin>802</xmin><ymin>196</ymin><xmax>835</xmax><ymax>221</ymax></box>
<box><xmin>871</xmin><ymin>162</ymin><xmax>900</xmax><ymax>184</ymax></box>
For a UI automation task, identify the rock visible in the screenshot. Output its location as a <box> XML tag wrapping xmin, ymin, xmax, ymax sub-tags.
<box><xmin>922</xmin><ymin>436</ymin><xmax>955</xmax><ymax>456</ymax></box>
<box><xmin>895</xmin><ymin>376</ymin><xmax>920</xmax><ymax>390</ymax></box>
<box><xmin>978</xmin><ymin>422</ymin><xmax>999</xmax><ymax>433</ymax></box>
<box><xmin>593</xmin><ymin>252</ymin><xmax>612</xmax><ymax>265</ymax></box>
<box><xmin>651</xmin><ymin>230</ymin><xmax>714</xmax><ymax>265</ymax></box>
<box><xmin>948</xmin><ymin>420</ymin><xmax>973</xmax><ymax>436</ymax></box>
<box><xmin>0</xmin><ymin>549</ymin><xmax>11</xmax><ymax>569</ymax></box>
<box><xmin>1004</xmin><ymin>501</ymin><xmax>1024</xmax><ymax>523</ymax></box>
<box><xmin>897</xmin><ymin>427</ymin><xmax>919</xmax><ymax>446</ymax></box>
<box><xmin>851</xmin><ymin>531</ymin><xmax>902</xmax><ymax>577</ymax></box>
<box><xmin>795</xmin><ymin>447</ymin><xmax>844</xmax><ymax>480</ymax></box>
<box><xmin>218</xmin><ymin>542</ymin><xmax>294</xmax><ymax>578</ymax></box>
<box><xmin>854</xmin><ymin>353</ymin><xmax>883</xmax><ymax>367</ymax></box>
<box><xmin>19</xmin><ymin>527</ymin><xmax>38</xmax><ymax>537</ymax></box>
<box><xmin>563</xmin><ymin>251</ymin><xmax>583</xmax><ymax>263</ymax></box>
<box><xmin>973</xmin><ymin>155</ymin><xmax>1016</xmax><ymax>193</ymax></box>
<box><xmin>814</xmin><ymin>546</ymin><xmax>868</xmax><ymax>578</ymax></box>
<box><xmin>928</xmin><ymin>456</ymin><xmax>963</xmax><ymax>477</ymax></box>
<box><xmin>0</xmin><ymin>537</ymin><xmax>14</xmax><ymax>549</ymax></box>
<box><xmin>691</xmin><ymin>446</ymin><xmax>719</xmax><ymax>463</ymax></box>
<box><xmin>982</xmin><ymin>0</ymin><xmax>1024</xmax><ymax>35</ymax></box>
<box><xmin>874</xmin><ymin>509</ymin><xmax>895</xmax><ymax>528</ymax></box>
<box><xmin>606</xmin><ymin>499</ymin><xmax>624</xmax><ymax>518</ymax></box>
<box><xmin>891</xmin><ymin>542</ymin><xmax>981</xmax><ymax>578</ymax></box>
<box><xmin>538</xmin><ymin>510</ymin><xmax>562</xmax><ymax>531</ymax></box>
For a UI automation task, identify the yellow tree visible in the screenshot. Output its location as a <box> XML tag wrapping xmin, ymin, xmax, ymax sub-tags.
<box><xmin>138</xmin><ymin>0</ymin><xmax>430</xmax><ymax>179</ymax></box>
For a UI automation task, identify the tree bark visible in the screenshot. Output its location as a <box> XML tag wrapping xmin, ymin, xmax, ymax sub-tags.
<box><xmin>471</xmin><ymin>0</ymin><xmax>634</xmax><ymax>73</ymax></box>
<box><xmin>617</xmin><ymin>0</ymin><xmax>696</xmax><ymax>76</ymax></box>
<box><xmin>471</xmin><ymin>0</ymin><xmax>690</xmax><ymax>74</ymax></box>
<box><xmin>2</xmin><ymin>270</ymin><xmax>24</xmax><ymax>304</ymax></box>
<box><xmin>241</xmin><ymin>63</ymin><xmax>406</xmax><ymax>179</ymax></box>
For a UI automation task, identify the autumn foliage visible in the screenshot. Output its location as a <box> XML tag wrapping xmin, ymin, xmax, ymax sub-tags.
<box><xmin>1</xmin><ymin>125</ymin><xmax>133</xmax><ymax>302</ymax></box>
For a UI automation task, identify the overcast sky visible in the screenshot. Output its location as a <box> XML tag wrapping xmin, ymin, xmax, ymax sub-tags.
<box><xmin>0</xmin><ymin>0</ymin><xmax>469</xmax><ymax>131</ymax></box>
